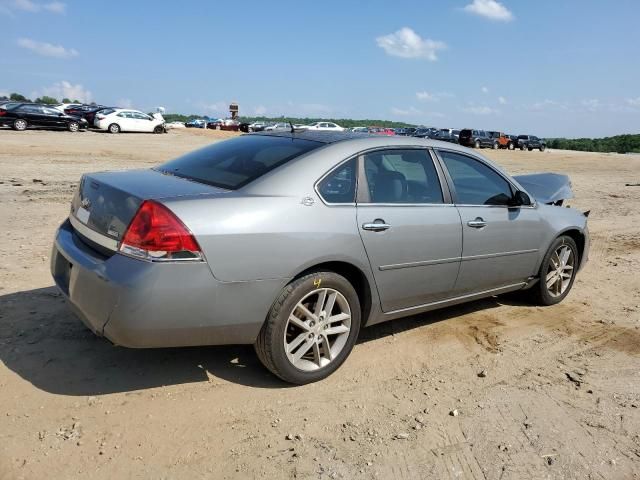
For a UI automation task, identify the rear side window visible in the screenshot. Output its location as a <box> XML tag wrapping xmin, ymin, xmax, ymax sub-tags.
<box><xmin>317</xmin><ymin>158</ymin><xmax>356</xmax><ymax>203</ymax></box>
<box><xmin>363</xmin><ymin>149</ymin><xmax>443</xmax><ymax>204</ymax></box>
<box><xmin>157</xmin><ymin>135</ymin><xmax>323</xmax><ymax>190</ymax></box>
<box><xmin>438</xmin><ymin>151</ymin><xmax>513</xmax><ymax>206</ymax></box>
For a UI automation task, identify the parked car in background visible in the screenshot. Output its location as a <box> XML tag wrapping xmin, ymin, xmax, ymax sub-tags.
<box><xmin>185</xmin><ymin>119</ymin><xmax>207</xmax><ymax>128</ymax></box>
<box><xmin>249</xmin><ymin>122</ymin><xmax>267</xmax><ymax>132</ymax></box>
<box><xmin>459</xmin><ymin>129</ymin><xmax>496</xmax><ymax>148</ymax></box>
<box><xmin>488</xmin><ymin>131</ymin><xmax>515</xmax><ymax>150</ymax></box>
<box><xmin>64</xmin><ymin>104</ymin><xmax>110</xmax><ymax>126</ymax></box>
<box><xmin>435</xmin><ymin>129</ymin><xmax>458</xmax><ymax>144</ymax></box>
<box><xmin>305</xmin><ymin>122</ymin><xmax>345</xmax><ymax>131</ymax></box>
<box><xmin>350</xmin><ymin>127</ymin><xmax>369</xmax><ymax>134</ymax></box>
<box><xmin>165</xmin><ymin>121</ymin><xmax>186</xmax><ymax>129</ymax></box>
<box><xmin>369</xmin><ymin>127</ymin><xmax>395</xmax><ymax>136</ymax></box>
<box><xmin>0</xmin><ymin>103</ymin><xmax>88</xmax><ymax>131</ymax></box>
<box><xmin>264</xmin><ymin>122</ymin><xmax>291</xmax><ymax>131</ymax></box>
<box><xmin>53</xmin><ymin>103</ymin><xmax>83</xmax><ymax>113</ymax></box>
<box><xmin>517</xmin><ymin>135</ymin><xmax>546</xmax><ymax>151</ymax></box>
<box><xmin>51</xmin><ymin>131</ymin><xmax>589</xmax><ymax>384</ymax></box>
<box><xmin>94</xmin><ymin>108</ymin><xmax>165</xmax><ymax>134</ymax></box>
<box><xmin>413</xmin><ymin>127</ymin><xmax>439</xmax><ymax>139</ymax></box>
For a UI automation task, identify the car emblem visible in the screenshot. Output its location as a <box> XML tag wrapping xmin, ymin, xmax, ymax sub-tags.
<box><xmin>81</xmin><ymin>197</ymin><xmax>91</xmax><ymax>210</ymax></box>
<box><xmin>301</xmin><ymin>196</ymin><xmax>315</xmax><ymax>206</ymax></box>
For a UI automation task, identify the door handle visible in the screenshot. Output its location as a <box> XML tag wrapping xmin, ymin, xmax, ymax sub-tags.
<box><xmin>467</xmin><ymin>217</ymin><xmax>487</xmax><ymax>228</ymax></box>
<box><xmin>362</xmin><ymin>220</ymin><xmax>391</xmax><ymax>232</ymax></box>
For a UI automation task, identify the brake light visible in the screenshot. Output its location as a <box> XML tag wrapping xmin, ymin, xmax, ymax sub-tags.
<box><xmin>0</xmin><ymin>110</ymin><xmax>5</xmax><ymax>116</ymax></box>
<box><xmin>120</xmin><ymin>200</ymin><xmax>202</xmax><ymax>261</ymax></box>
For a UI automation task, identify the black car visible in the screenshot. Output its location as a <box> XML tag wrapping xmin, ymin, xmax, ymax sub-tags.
<box><xmin>413</xmin><ymin>127</ymin><xmax>439</xmax><ymax>138</ymax></box>
<box><xmin>0</xmin><ymin>103</ymin><xmax>88</xmax><ymax>132</ymax></box>
<box><xmin>458</xmin><ymin>129</ymin><xmax>496</xmax><ymax>148</ymax></box>
<box><xmin>517</xmin><ymin>135</ymin><xmax>546</xmax><ymax>151</ymax></box>
<box><xmin>64</xmin><ymin>104</ymin><xmax>109</xmax><ymax>125</ymax></box>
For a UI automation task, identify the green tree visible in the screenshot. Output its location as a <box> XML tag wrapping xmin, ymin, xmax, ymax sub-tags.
<box><xmin>34</xmin><ymin>95</ymin><xmax>58</xmax><ymax>104</ymax></box>
<box><xmin>10</xmin><ymin>93</ymin><xmax>30</xmax><ymax>102</ymax></box>
<box><xmin>62</xmin><ymin>97</ymin><xmax>72</xmax><ymax>103</ymax></box>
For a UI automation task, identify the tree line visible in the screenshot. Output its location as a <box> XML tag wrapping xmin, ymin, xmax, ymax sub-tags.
<box><xmin>546</xmin><ymin>135</ymin><xmax>640</xmax><ymax>154</ymax></box>
<box><xmin>0</xmin><ymin>92</ymin><xmax>82</xmax><ymax>104</ymax></box>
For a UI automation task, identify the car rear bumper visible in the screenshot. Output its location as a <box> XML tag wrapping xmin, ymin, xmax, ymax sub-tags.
<box><xmin>51</xmin><ymin>219</ymin><xmax>282</xmax><ymax>348</ymax></box>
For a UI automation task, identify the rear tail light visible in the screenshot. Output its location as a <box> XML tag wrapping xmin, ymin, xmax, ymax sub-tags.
<box><xmin>120</xmin><ymin>200</ymin><xmax>203</xmax><ymax>262</ymax></box>
<box><xmin>0</xmin><ymin>110</ymin><xmax>6</xmax><ymax>116</ymax></box>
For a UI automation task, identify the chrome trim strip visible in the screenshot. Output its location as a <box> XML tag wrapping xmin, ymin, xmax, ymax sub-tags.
<box><xmin>384</xmin><ymin>282</ymin><xmax>526</xmax><ymax>315</ymax></box>
<box><xmin>380</xmin><ymin>256</ymin><xmax>459</xmax><ymax>270</ymax></box>
<box><xmin>69</xmin><ymin>214</ymin><xmax>118</xmax><ymax>251</ymax></box>
<box><xmin>379</xmin><ymin>249</ymin><xmax>538</xmax><ymax>271</ymax></box>
<box><xmin>460</xmin><ymin>249</ymin><xmax>538</xmax><ymax>261</ymax></box>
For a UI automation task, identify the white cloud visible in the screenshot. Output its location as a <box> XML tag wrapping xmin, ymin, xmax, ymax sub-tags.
<box><xmin>481</xmin><ymin>86</ymin><xmax>489</xmax><ymax>94</ymax></box>
<box><xmin>199</xmin><ymin>101</ymin><xmax>227</xmax><ymax>115</ymax></box>
<box><xmin>528</xmin><ymin>99</ymin><xmax>569</xmax><ymax>112</ymax></box>
<box><xmin>416</xmin><ymin>91</ymin><xmax>455</xmax><ymax>102</ymax></box>
<box><xmin>17</xmin><ymin>37</ymin><xmax>78</xmax><ymax>58</ymax></box>
<box><xmin>376</xmin><ymin>27</ymin><xmax>446</xmax><ymax>61</ymax></box>
<box><xmin>498</xmin><ymin>96</ymin><xmax>507</xmax><ymax>104</ymax></box>
<box><xmin>253</xmin><ymin>105</ymin><xmax>267</xmax><ymax>116</ymax></box>
<box><xmin>464</xmin><ymin>0</ymin><xmax>513</xmax><ymax>21</ymax></box>
<box><xmin>43</xmin><ymin>1</ymin><xmax>64</xmax><ymax>13</ymax></box>
<box><xmin>3</xmin><ymin>0</ymin><xmax>66</xmax><ymax>14</ymax></box>
<box><xmin>34</xmin><ymin>80</ymin><xmax>92</xmax><ymax>102</ymax></box>
<box><xmin>463</xmin><ymin>105</ymin><xmax>498</xmax><ymax>115</ymax></box>
<box><xmin>581</xmin><ymin>99</ymin><xmax>601</xmax><ymax>112</ymax></box>
<box><xmin>391</xmin><ymin>106</ymin><xmax>423</xmax><ymax>116</ymax></box>
<box><xmin>116</xmin><ymin>98</ymin><xmax>133</xmax><ymax>109</ymax></box>
<box><xmin>626</xmin><ymin>97</ymin><xmax>640</xmax><ymax>107</ymax></box>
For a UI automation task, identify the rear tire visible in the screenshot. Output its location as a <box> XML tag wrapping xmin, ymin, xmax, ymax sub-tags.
<box><xmin>520</xmin><ymin>144</ymin><xmax>527</xmax><ymax>151</ymax></box>
<box><xmin>540</xmin><ymin>145</ymin><xmax>546</xmax><ymax>152</ymax></box>
<box><xmin>492</xmin><ymin>142</ymin><xmax>499</xmax><ymax>149</ymax></box>
<box><xmin>68</xmin><ymin>121</ymin><xmax>79</xmax><ymax>132</ymax></box>
<box><xmin>526</xmin><ymin>235</ymin><xmax>578</xmax><ymax>306</ymax></box>
<box><xmin>13</xmin><ymin>119</ymin><xmax>27</xmax><ymax>131</ymax></box>
<box><xmin>255</xmin><ymin>271</ymin><xmax>361</xmax><ymax>384</ymax></box>
<box><xmin>474</xmin><ymin>140</ymin><xmax>481</xmax><ymax>148</ymax></box>
<box><xmin>108</xmin><ymin>123</ymin><xmax>120</xmax><ymax>134</ymax></box>
<box><xmin>508</xmin><ymin>142</ymin><xmax>514</xmax><ymax>150</ymax></box>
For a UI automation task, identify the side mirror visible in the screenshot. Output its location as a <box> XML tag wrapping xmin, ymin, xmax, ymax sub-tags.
<box><xmin>513</xmin><ymin>190</ymin><xmax>532</xmax><ymax>206</ymax></box>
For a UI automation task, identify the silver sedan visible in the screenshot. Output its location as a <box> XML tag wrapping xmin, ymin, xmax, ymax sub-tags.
<box><xmin>51</xmin><ymin>131</ymin><xmax>589</xmax><ymax>384</ymax></box>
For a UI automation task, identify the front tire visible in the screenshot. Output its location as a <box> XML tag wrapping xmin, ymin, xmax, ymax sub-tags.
<box><xmin>540</xmin><ymin>145</ymin><xmax>546</xmax><ymax>152</ymax></box>
<box><xmin>492</xmin><ymin>142</ymin><xmax>499</xmax><ymax>149</ymax></box>
<box><xmin>508</xmin><ymin>142</ymin><xmax>514</xmax><ymax>150</ymax></box>
<box><xmin>108</xmin><ymin>123</ymin><xmax>121</xmax><ymax>134</ymax></box>
<box><xmin>520</xmin><ymin>144</ymin><xmax>527</xmax><ymax>151</ymax></box>
<box><xmin>13</xmin><ymin>119</ymin><xmax>27</xmax><ymax>131</ymax></box>
<box><xmin>474</xmin><ymin>140</ymin><xmax>481</xmax><ymax>148</ymax></box>
<box><xmin>68</xmin><ymin>121</ymin><xmax>79</xmax><ymax>132</ymax></box>
<box><xmin>255</xmin><ymin>271</ymin><xmax>361</xmax><ymax>384</ymax></box>
<box><xmin>153</xmin><ymin>125</ymin><xmax>164</xmax><ymax>134</ymax></box>
<box><xmin>527</xmin><ymin>235</ymin><xmax>578</xmax><ymax>306</ymax></box>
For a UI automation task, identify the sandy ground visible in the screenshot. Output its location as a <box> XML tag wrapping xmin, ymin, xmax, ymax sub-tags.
<box><xmin>0</xmin><ymin>128</ymin><xmax>639</xmax><ymax>480</ymax></box>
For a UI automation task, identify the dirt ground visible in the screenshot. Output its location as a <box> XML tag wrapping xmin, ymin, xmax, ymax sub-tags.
<box><xmin>0</xmin><ymin>128</ymin><xmax>639</xmax><ymax>480</ymax></box>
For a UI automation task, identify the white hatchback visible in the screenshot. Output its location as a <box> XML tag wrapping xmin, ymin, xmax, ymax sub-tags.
<box><xmin>94</xmin><ymin>108</ymin><xmax>165</xmax><ymax>134</ymax></box>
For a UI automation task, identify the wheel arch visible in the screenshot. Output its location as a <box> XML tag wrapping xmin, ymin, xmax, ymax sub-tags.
<box><xmin>558</xmin><ymin>228</ymin><xmax>586</xmax><ymax>266</ymax></box>
<box><xmin>291</xmin><ymin>261</ymin><xmax>373</xmax><ymax>329</ymax></box>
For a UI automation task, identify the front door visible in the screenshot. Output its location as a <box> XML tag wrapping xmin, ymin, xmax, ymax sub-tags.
<box><xmin>436</xmin><ymin>149</ymin><xmax>543</xmax><ymax>294</ymax></box>
<box><xmin>356</xmin><ymin>148</ymin><xmax>462</xmax><ymax>312</ymax></box>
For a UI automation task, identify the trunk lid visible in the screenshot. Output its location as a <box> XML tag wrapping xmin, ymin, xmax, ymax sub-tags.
<box><xmin>70</xmin><ymin>168</ymin><xmax>227</xmax><ymax>243</ymax></box>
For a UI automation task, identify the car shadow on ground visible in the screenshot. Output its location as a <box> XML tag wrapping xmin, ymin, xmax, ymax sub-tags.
<box><xmin>0</xmin><ymin>286</ymin><xmax>522</xmax><ymax>396</ymax></box>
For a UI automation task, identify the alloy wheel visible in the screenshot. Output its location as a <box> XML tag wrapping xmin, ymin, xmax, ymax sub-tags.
<box><xmin>545</xmin><ymin>245</ymin><xmax>575</xmax><ymax>297</ymax></box>
<box><xmin>15</xmin><ymin>119</ymin><xmax>27</xmax><ymax>131</ymax></box>
<box><xmin>284</xmin><ymin>288</ymin><xmax>351</xmax><ymax>371</ymax></box>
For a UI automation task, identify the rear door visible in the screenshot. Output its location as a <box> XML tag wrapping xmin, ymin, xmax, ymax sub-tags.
<box><xmin>436</xmin><ymin>149</ymin><xmax>543</xmax><ymax>294</ymax></box>
<box><xmin>356</xmin><ymin>148</ymin><xmax>462</xmax><ymax>312</ymax></box>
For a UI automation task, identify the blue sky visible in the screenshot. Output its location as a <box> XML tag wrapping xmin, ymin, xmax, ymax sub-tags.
<box><xmin>1</xmin><ymin>0</ymin><xmax>639</xmax><ymax>137</ymax></box>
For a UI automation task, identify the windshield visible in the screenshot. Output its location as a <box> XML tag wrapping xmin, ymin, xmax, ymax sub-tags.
<box><xmin>156</xmin><ymin>135</ymin><xmax>324</xmax><ymax>190</ymax></box>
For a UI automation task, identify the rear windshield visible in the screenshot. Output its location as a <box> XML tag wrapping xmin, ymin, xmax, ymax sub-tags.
<box><xmin>156</xmin><ymin>134</ymin><xmax>324</xmax><ymax>190</ymax></box>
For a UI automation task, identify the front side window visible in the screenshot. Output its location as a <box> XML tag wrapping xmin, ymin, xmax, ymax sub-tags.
<box><xmin>363</xmin><ymin>149</ymin><xmax>443</xmax><ymax>204</ymax></box>
<box><xmin>157</xmin><ymin>135</ymin><xmax>323</xmax><ymax>190</ymax></box>
<box><xmin>438</xmin><ymin>151</ymin><xmax>513</xmax><ymax>206</ymax></box>
<box><xmin>317</xmin><ymin>158</ymin><xmax>356</xmax><ymax>203</ymax></box>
